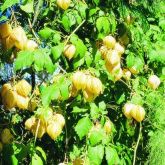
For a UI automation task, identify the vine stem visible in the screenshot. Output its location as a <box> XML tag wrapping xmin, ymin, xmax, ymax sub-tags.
<box><xmin>64</xmin><ymin>20</ymin><xmax>86</xmax><ymax>45</ymax></box>
<box><xmin>133</xmin><ymin>122</ymin><xmax>142</xmax><ymax>165</ymax></box>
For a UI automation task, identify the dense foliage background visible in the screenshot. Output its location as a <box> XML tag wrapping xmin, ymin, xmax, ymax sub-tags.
<box><xmin>0</xmin><ymin>0</ymin><xmax>165</xmax><ymax>164</ymax></box>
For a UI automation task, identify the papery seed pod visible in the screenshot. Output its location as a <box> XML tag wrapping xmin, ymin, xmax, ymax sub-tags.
<box><xmin>86</xmin><ymin>77</ymin><xmax>103</xmax><ymax>95</ymax></box>
<box><xmin>72</xmin><ymin>71</ymin><xmax>87</xmax><ymax>90</ymax></box>
<box><xmin>111</xmin><ymin>63</ymin><xmax>121</xmax><ymax>74</ymax></box>
<box><xmin>103</xmin><ymin>35</ymin><xmax>116</xmax><ymax>49</ymax></box>
<box><xmin>51</xmin><ymin>114</ymin><xmax>65</xmax><ymax>128</ymax></box>
<box><xmin>148</xmin><ymin>75</ymin><xmax>161</xmax><ymax>90</ymax></box>
<box><xmin>105</xmin><ymin>61</ymin><xmax>113</xmax><ymax>73</ymax></box>
<box><xmin>1</xmin><ymin>128</ymin><xmax>13</xmax><ymax>144</ymax></box>
<box><xmin>123</xmin><ymin>69</ymin><xmax>131</xmax><ymax>81</ymax></box>
<box><xmin>31</xmin><ymin>120</ymin><xmax>46</xmax><ymax>138</ymax></box>
<box><xmin>83</xmin><ymin>89</ymin><xmax>95</xmax><ymax>102</ymax></box>
<box><xmin>0</xmin><ymin>23</ymin><xmax>12</xmax><ymax>38</ymax></box>
<box><xmin>105</xmin><ymin>50</ymin><xmax>120</xmax><ymax>66</ymax></box>
<box><xmin>47</xmin><ymin>122</ymin><xmax>62</xmax><ymax>140</ymax></box>
<box><xmin>69</xmin><ymin>85</ymin><xmax>78</xmax><ymax>97</ymax></box>
<box><xmin>5</xmin><ymin>36</ymin><xmax>15</xmax><ymax>49</ymax></box>
<box><xmin>73</xmin><ymin>158</ymin><xmax>84</xmax><ymax>165</ymax></box>
<box><xmin>129</xmin><ymin>66</ymin><xmax>139</xmax><ymax>74</ymax></box>
<box><xmin>64</xmin><ymin>44</ymin><xmax>76</xmax><ymax>60</ymax></box>
<box><xmin>114</xmin><ymin>42</ymin><xmax>125</xmax><ymax>55</ymax></box>
<box><xmin>10</xmin><ymin>26</ymin><xmax>27</xmax><ymax>50</ymax></box>
<box><xmin>24</xmin><ymin>40</ymin><xmax>38</xmax><ymax>51</ymax></box>
<box><xmin>2</xmin><ymin>90</ymin><xmax>17</xmax><ymax>109</ymax></box>
<box><xmin>104</xmin><ymin>120</ymin><xmax>112</xmax><ymax>134</ymax></box>
<box><xmin>14</xmin><ymin>79</ymin><xmax>32</xmax><ymax>97</ymax></box>
<box><xmin>123</xmin><ymin>103</ymin><xmax>136</xmax><ymax>119</ymax></box>
<box><xmin>131</xmin><ymin>105</ymin><xmax>145</xmax><ymax>122</ymax></box>
<box><xmin>99</xmin><ymin>45</ymin><xmax>108</xmax><ymax>59</ymax></box>
<box><xmin>25</xmin><ymin>116</ymin><xmax>36</xmax><ymax>130</ymax></box>
<box><xmin>28</xmin><ymin>99</ymin><xmax>39</xmax><ymax>111</ymax></box>
<box><xmin>16</xmin><ymin>95</ymin><xmax>29</xmax><ymax>110</ymax></box>
<box><xmin>57</xmin><ymin>0</ymin><xmax>71</xmax><ymax>10</ymax></box>
<box><xmin>1</xmin><ymin>83</ymin><xmax>12</xmax><ymax>98</ymax></box>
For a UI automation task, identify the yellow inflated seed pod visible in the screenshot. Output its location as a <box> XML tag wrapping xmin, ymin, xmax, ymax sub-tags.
<box><xmin>87</xmin><ymin>77</ymin><xmax>103</xmax><ymax>95</ymax></box>
<box><xmin>129</xmin><ymin>66</ymin><xmax>139</xmax><ymax>74</ymax></box>
<box><xmin>64</xmin><ymin>44</ymin><xmax>76</xmax><ymax>60</ymax></box>
<box><xmin>14</xmin><ymin>79</ymin><xmax>32</xmax><ymax>97</ymax></box>
<box><xmin>83</xmin><ymin>89</ymin><xmax>95</xmax><ymax>102</ymax></box>
<box><xmin>28</xmin><ymin>99</ymin><xmax>39</xmax><ymax>111</ymax></box>
<box><xmin>72</xmin><ymin>71</ymin><xmax>86</xmax><ymax>90</ymax></box>
<box><xmin>114</xmin><ymin>42</ymin><xmax>125</xmax><ymax>55</ymax></box>
<box><xmin>10</xmin><ymin>26</ymin><xmax>27</xmax><ymax>50</ymax></box>
<box><xmin>16</xmin><ymin>95</ymin><xmax>29</xmax><ymax>110</ymax></box>
<box><xmin>24</xmin><ymin>40</ymin><xmax>38</xmax><ymax>51</ymax></box>
<box><xmin>25</xmin><ymin>116</ymin><xmax>36</xmax><ymax>130</ymax></box>
<box><xmin>1</xmin><ymin>128</ymin><xmax>13</xmax><ymax>144</ymax></box>
<box><xmin>103</xmin><ymin>35</ymin><xmax>116</xmax><ymax>49</ymax></box>
<box><xmin>73</xmin><ymin>158</ymin><xmax>84</xmax><ymax>165</ymax></box>
<box><xmin>99</xmin><ymin>45</ymin><xmax>108</xmax><ymax>59</ymax></box>
<box><xmin>52</xmin><ymin>114</ymin><xmax>65</xmax><ymax>128</ymax></box>
<box><xmin>57</xmin><ymin>0</ymin><xmax>71</xmax><ymax>10</ymax></box>
<box><xmin>5</xmin><ymin>36</ymin><xmax>15</xmax><ymax>49</ymax></box>
<box><xmin>131</xmin><ymin>105</ymin><xmax>145</xmax><ymax>122</ymax></box>
<box><xmin>0</xmin><ymin>22</ymin><xmax>12</xmax><ymax>38</ymax></box>
<box><xmin>0</xmin><ymin>83</ymin><xmax>12</xmax><ymax>98</ymax></box>
<box><xmin>31</xmin><ymin>120</ymin><xmax>46</xmax><ymax>138</ymax></box>
<box><xmin>148</xmin><ymin>75</ymin><xmax>161</xmax><ymax>90</ymax></box>
<box><xmin>105</xmin><ymin>61</ymin><xmax>113</xmax><ymax>73</ymax></box>
<box><xmin>123</xmin><ymin>103</ymin><xmax>136</xmax><ymax>119</ymax></box>
<box><xmin>105</xmin><ymin>50</ymin><xmax>120</xmax><ymax>66</ymax></box>
<box><xmin>47</xmin><ymin>122</ymin><xmax>62</xmax><ymax>140</ymax></box>
<box><xmin>2</xmin><ymin>90</ymin><xmax>17</xmax><ymax>109</ymax></box>
<box><xmin>104</xmin><ymin>120</ymin><xmax>112</xmax><ymax>134</ymax></box>
<box><xmin>123</xmin><ymin>69</ymin><xmax>131</xmax><ymax>81</ymax></box>
<box><xmin>69</xmin><ymin>85</ymin><xmax>78</xmax><ymax>97</ymax></box>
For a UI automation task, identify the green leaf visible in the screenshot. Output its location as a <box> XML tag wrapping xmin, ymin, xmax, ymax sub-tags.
<box><xmin>36</xmin><ymin>146</ymin><xmax>46</xmax><ymax>162</ymax></box>
<box><xmin>96</xmin><ymin>17</ymin><xmax>110</xmax><ymax>37</ymax></box>
<box><xmin>126</xmin><ymin>53</ymin><xmax>135</xmax><ymax>68</ymax></box>
<box><xmin>72</xmin><ymin>106</ymin><xmax>88</xmax><ymax>113</ymax></box>
<box><xmin>70</xmin><ymin>34</ymin><xmax>87</xmax><ymax>58</ymax></box>
<box><xmin>20</xmin><ymin>0</ymin><xmax>34</xmax><ymax>13</ymax></box>
<box><xmin>38</xmin><ymin>27</ymin><xmax>54</xmax><ymax>40</ymax></box>
<box><xmin>89</xmin><ymin>129</ymin><xmax>104</xmax><ymax>146</ymax></box>
<box><xmin>34</xmin><ymin>49</ymin><xmax>55</xmax><ymax>73</ymax></box>
<box><xmin>31</xmin><ymin>153</ymin><xmax>43</xmax><ymax>165</ymax></box>
<box><xmin>51</xmin><ymin>43</ymin><xmax>64</xmax><ymax>60</ymax></box>
<box><xmin>90</xmin><ymin>103</ymin><xmax>100</xmax><ymax>120</ymax></box>
<box><xmin>0</xmin><ymin>0</ymin><xmax>19</xmax><ymax>11</ymax></box>
<box><xmin>14</xmin><ymin>50</ymin><xmax>34</xmax><ymax>71</ymax></box>
<box><xmin>88</xmin><ymin>145</ymin><xmax>104</xmax><ymax>165</ymax></box>
<box><xmin>105</xmin><ymin>146</ymin><xmax>120</xmax><ymax>165</ymax></box>
<box><xmin>59</xmin><ymin>79</ymin><xmax>71</xmax><ymax>100</ymax></box>
<box><xmin>75</xmin><ymin>117</ymin><xmax>92</xmax><ymax>140</ymax></box>
<box><xmin>93</xmin><ymin>0</ymin><xmax>100</xmax><ymax>6</ymax></box>
<box><xmin>41</xmin><ymin>84</ymin><xmax>60</xmax><ymax>106</ymax></box>
<box><xmin>62</xmin><ymin>14</ymin><xmax>71</xmax><ymax>32</ymax></box>
<box><xmin>73</xmin><ymin>58</ymin><xmax>85</xmax><ymax>69</ymax></box>
<box><xmin>52</xmin><ymin>33</ymin><xmax>61</xmax><ymax>44</ymax></box>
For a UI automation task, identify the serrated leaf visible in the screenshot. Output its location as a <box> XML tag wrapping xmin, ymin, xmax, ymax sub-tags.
<box><xmin>70</xmin><ymin>34</ymin><xmax>87</xmax><ymax>58</ymax></box>
<box><xmin>52</xmin><ymin>33</ymin><xmax>61</xmax><ymax>44</ymax></box>
<box><xmin>34</xmin><ymin>49</ymin><xmax>55</xmax><ymax>73</ymax></box>
<box><xmin>62</xmin><ymin>14</ymin><xmax>71</xmax><ymax>32</ymax></box>
<box><xmin>14</xmin><ymin>51</ymin><xmax>34</xmax><ymax>71</ymax></box>
<box><xmin>38</xmin><ymin>27</ymin><xmax>54</xmax><ymax>40</ymax></box>
<box><xmin>20</xmin><ymin>0</ymin><xmax>34</xmax><ymax>13</ymax></box>
<box><xmin>89</xmin><ymin>129</ymin><xmax>104</xmax><ymax>146</ymax></box>
<box><xmin>105</xmin><ymin>146</ymin><xmax>120</xmax><ymax>165</ymax></box>
<box><xmin>41</xmin><ymin>84</ymin><xmax>60</xmax><ymax>106</ymax></box>
<box><xmin>0</xmin><ymin>0</ymin><xmax>19</xmax><ymax>11</ymax></box>
<box><xmin>88</xmin><ymin>145</ymin><xmax>104</xmax><ymax>165</ymax></box>
<box><xmin>72</xmin><ymin>106</ymin><xmax>88</xmax><ymax>113</ymax></box>
<box><xmin>51</xmin><ymin>43</ymin><xmax>64</xmax><ymax>60</ymax></box>
<box><xmin>96</xmin><ymin>17</ymin><xmax>110</xmax><ymax>36</ymax></box>
<box><xmin>90</xmin><ymin>103</ymin><xmax>100</xmax><ymax>120</ymax></box>
<box><xmin>75</xmin><ymin>117</ymin><xmax>92</xmax><ymax>140</ymax></box>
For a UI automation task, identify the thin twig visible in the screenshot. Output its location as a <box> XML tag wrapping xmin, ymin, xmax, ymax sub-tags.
<box><xmin>28</xmin><ymin>18</ymin><xmax>40</xmax><ymax>43</ymax></box>
<box><xmin>64</xmin><ymin>20</ymin><xmax>86</xmax><ymax>45</ymax></box>
<box><xmin>133</xmin><ymin>123</ymin><xmax>142</xmax><ymax>165</ymax></box>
